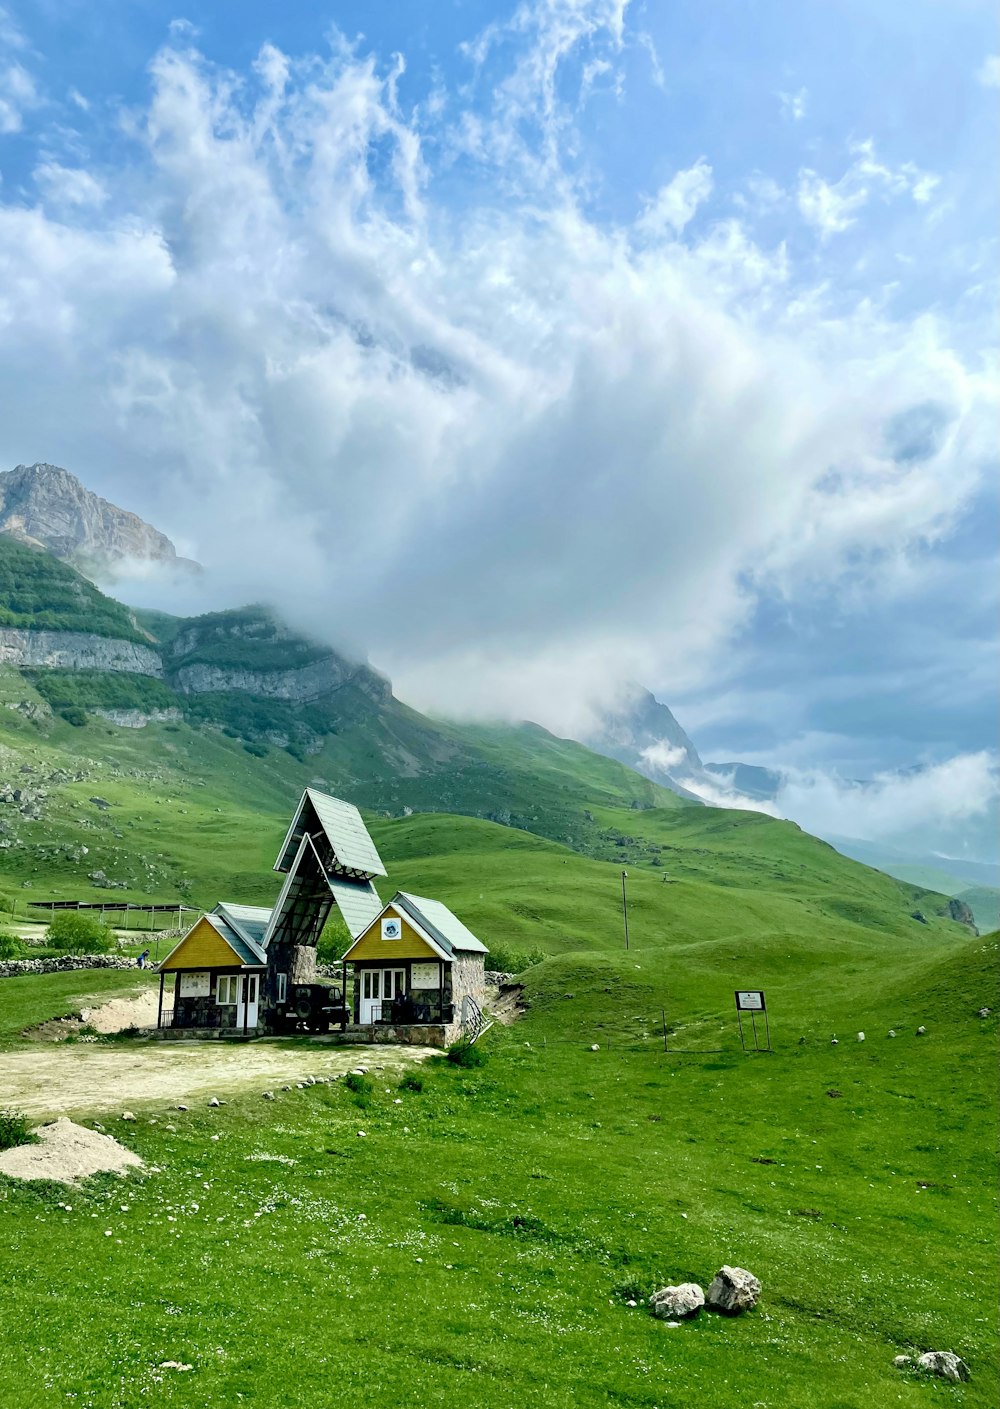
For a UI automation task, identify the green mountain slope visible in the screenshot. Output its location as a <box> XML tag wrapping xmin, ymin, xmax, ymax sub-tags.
<box><xmin>0</xmin><ymin>536</ymin><xmax>145</xmax><ymax>640</ymax></box>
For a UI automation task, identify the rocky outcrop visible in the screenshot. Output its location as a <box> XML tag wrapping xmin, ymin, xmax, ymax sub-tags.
<box><xmin>946</xmin><ymin>897</ymin><xmax>977</xmax><ymax>931</ymax></box>
<box><xmin>916</xmin><ymin>1351</ymin><xmax>970</xmax><ymax>1382</ymax></box>
<box><xmin>93</xmin><ymin>708</ymin><xmax>181</xmax><ymax>729</ymax></box>
<box><xmin>0</xmin><ymin>463</ymin><xmax>197</xmax><ymax>579</ymax></box>
<box><xmin>171</xmin><ymin>656</ymin><xmax>368</xmax><ymax>701</ymax></box>
<box><xmin>582</xmin><ymin>684</ymin><xmax>708</xmax><ymax>802</ymax></box>
<box><xmin>0</xmin><ymin>629</ymin><xmax>163</xmax><ymax>675</ymax></box>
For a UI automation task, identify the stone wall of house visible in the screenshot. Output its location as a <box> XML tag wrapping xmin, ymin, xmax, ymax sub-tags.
<box><xmin>450</xmin><ymin>952</ymin><xmax>487</xmax><ymax>1023</ymax></box>
<box><xmin>289</xmin><ymin>945</ymin><xmax>317</xmax><ymax>984</ymax></box>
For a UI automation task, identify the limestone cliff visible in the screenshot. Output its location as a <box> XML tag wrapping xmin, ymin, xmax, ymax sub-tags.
<box><xmin>0</xmin><ymin>463</ymin><xmax>198</xmax><ymax>581</ymax></box>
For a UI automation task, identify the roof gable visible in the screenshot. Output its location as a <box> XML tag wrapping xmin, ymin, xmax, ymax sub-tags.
<box><xmin>342</xmin><ymin>900</ymin><xmax>449</xmax><ymax>963</ymax></box>
<box><xmin>160</xmin><ymin>915</ymin><xmax>262</xmax><ymax>972</ymax></box>
<box><xmin>395</xmin><ymin>892</ymin><xmax>488</xmax><ymax>955</ymax></box>
<box><xmin>273</xmin><ymin>789</ymin><xmax>386</xmax><ymax>878</ymax></box>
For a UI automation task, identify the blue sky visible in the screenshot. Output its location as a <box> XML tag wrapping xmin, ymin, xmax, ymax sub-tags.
<box><xmin>1</xmin><ymin>0</ymin><xmax>997</xmax><ymax>858</ymax></box>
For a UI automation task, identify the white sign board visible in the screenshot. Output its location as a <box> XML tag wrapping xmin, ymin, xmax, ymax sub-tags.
<box><xmin>179</xmin><ymin>971</ymin><xmax>211</xmax><ymax>997</ymax></box>
<box><xmin>411</xmin><ymin>962</ymin><xmax>440</xmax><ymax>989</ymax></box>
<box><xmin>381</xmin><ymin>916</ymin><xmax>402</xmax><ymax>941</ymax></box>
<box><xmin>735</xmin><ymin>989</ymin><xmax>765</xmax><ymax>1011</ymax></box>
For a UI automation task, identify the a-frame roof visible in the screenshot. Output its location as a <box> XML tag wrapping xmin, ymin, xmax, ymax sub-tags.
<box><xmin>263</xmin><ymin>833</ymin><xmax>383</xmax><ymax>950</ymax></box>
<box><xmin>273</xmin><ymin>789</ymin><xmax>386</xmax><ymax>878</ymax></box>
<box><xmin>159</xmin><ymin>912</ymin><xmax>266</xmax><ymax>971</ymax></box>
<box><xmin>214</xmin><ymin>902</ymin><xmax>271</xmax><ymax>952</ymax></box>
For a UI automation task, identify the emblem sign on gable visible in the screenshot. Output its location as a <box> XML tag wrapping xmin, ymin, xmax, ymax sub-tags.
<box><xmin>381</xmin><ymin>917</ymin><xmax>402</xmax><ymax>941</ymax></box>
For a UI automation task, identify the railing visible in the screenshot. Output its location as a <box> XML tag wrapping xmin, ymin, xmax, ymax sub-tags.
<box><xmin>461</xmin><ymin>996</ymin><xmax>490</xmax><ymax>1045</ymax></box>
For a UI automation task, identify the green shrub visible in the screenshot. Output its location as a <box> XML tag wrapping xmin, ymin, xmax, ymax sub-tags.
<box><xmin>398</xmin><ymin>1072</ymin><xmax>424</xmax><ymax>1093</ymax></box>
<box><xmin>0</xmin><ymin>1109</ymin><xmax>37</xmax><ymax>1152</ymax></box>
<box><xmin>46</xmin><ymin>911</ymin><xmax>115</xmax><ymax>955</ymax></box>
<box><xmin>484</xmin><ymin>944</ymin><xmax>545</xmax><ymax>974</ymax></box>
<box><xmin>342</xmin><ymin>1072</ymin><xmax>373</xmax><ymax>1096</ymax></box>
<box><xmin>446</xmin><ymin>1041</ymin><xmax>488</xmax><ymax>1068</ymax></box>
<box><xmin>58</xmin><ymin>706</ymin><xmax>89</xmax><ymax>728</ymax></box>
<box><xmin>243</xmin><ymin>740</ymin><xmax>269</xmax><ymax>758</ymax></box>
<box><xmin>0</xmin><ymin>930</ymin><xmax>27</xmax><ymax>959</ymax></box>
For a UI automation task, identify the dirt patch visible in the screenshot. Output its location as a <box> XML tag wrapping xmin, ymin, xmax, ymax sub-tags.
<box><xmin>26</xmin><ymin>989</ymin><xmax>160</xmax><ymax>1041</ymax></box>
<box><xmin>0</xmin><ymin>1117</ymin><xmax>142</xmax><ymax>1183</ymax></box>
<box><xmin>488</xmin><ymin>981</ymin><xmax>526</xmax><ymax>1026</ymax></box>
<box><xmin>0</xmin><ymin>1042</ymin><xmax>435</xmax><ymax>1119</ymax></box>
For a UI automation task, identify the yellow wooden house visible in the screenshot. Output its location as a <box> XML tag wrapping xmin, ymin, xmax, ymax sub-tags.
<box><xmin>156</xmin><ymin>903</ymin><xmax>270</xmax><ymax>1034</ymax></box>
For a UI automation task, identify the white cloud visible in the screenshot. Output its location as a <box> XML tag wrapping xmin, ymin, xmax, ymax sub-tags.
<box><xmin>0</xmin><ymin>59</ymin><xmax>37</xmax><ymax>134</ymax></box>
<box><xmin>798</xmin><ymin>139</ymin><xmax>939</xmax><ymax>238</ymax></box>
<box><xmin>636</xmin><ymin>158</ymin><xmax>713</xmax><ymax>238</ymax></box>
<box><xmin>34</xmin><ymin>161</ymin><xmax>108</xmax><ymax>208</ymax></box>
<box><xmin>0</xmin><ymin>23</ymin><xmax>993</xmax><ymax>739</ymax></box>
<box><xmin>976</xmin><ymin>55</ymin><xmax>1000</xmax><ymax>88</ymax></box>
<box><xmin>777</xmin><ymin>87</ymin><xmax>807</xmax><ymax>121</ymax></box>
<box><xmin>639</xmin><ymin>741</ymin><xmax>691</xmax><ymax>773</ymax></box>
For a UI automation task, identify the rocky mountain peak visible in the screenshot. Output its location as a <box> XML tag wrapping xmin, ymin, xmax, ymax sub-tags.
<box><xmin>0</xmin><ymin>463</ymin><xmax>198</xmax><ymax>582</ymax></box>
<box><xmin>582</xmin><ymin>684</ymin><xmax>708</xmax><ymax>801</ymax></box>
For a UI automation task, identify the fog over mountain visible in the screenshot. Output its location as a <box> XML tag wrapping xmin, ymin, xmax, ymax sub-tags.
<box><xmin>0</xmin><ymin>2</ymin><xmax>995</xmax><ymax>862</ymax></box>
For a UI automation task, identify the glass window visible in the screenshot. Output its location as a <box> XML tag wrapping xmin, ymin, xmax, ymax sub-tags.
<box><xmin>277</xmin><ymin>973</ymin><xmax>287</xmax><ymax>1003</ymax></box>
<box><xmin>217</xmin><ymin>975</ymin><xmax>238</xmax><ymax>1005</ymax></box>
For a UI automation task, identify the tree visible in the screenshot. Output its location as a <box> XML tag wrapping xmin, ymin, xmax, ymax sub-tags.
<box><xmin>46</xmin><ymin>912</ymin><xmax>115</xmax><ymax>955</ymax></box>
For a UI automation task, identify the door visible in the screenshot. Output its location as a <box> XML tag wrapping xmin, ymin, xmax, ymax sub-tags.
<box><xmin>237</xmin><ymin>973</ymin><xmax>260</xmax><ymax>1030</ymax></box>
<box><xmin>359</xmin><ymin>969</ymin><xmax>405</xmax><ymax>1023</ymax></box>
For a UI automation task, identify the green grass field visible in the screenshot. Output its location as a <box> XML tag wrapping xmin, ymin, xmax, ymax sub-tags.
<box><xmin>1</xmin><ymin>808</ymin><xmax>996</xmax><ymax>1408</ymax></box>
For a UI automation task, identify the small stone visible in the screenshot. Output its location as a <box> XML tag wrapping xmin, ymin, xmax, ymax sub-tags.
<box><xmin>210</xmin><ymin>1135</ymin><xmax>219</xmax><ymax>1142</ymax></box>
<box><xmin>977</xmin><ymin>1007</ymin><xmax>991</xmax><ymax>1018</ymax></box>
<box><xmin>626</xmin><ymin>1299</ymin><xmax>637</xmax><ymax>1307</ymax></box>
<box><xmin>830</xmin><ymin>1038</ymin><xmax>838</xmax><ymax>1045</ymax></box>
<box><xmin>164</xmin><ymin>1124</ymin><xmax>176</xmax><ymax>1133</ymax></box>
<box><xmin>208</xmin><ymin>1097</ymin><xmax>220</xmax><ymax>1108</ymax></box>
<box><xmin>856</xmin><ymin>1032</ymin><xmax>865</xmax><ymax>1042</ymax></box>
<box><xmin>916</xmin><ymin>1351</ymin><xmax>970</xmax><ymax>1382</ymax></box>
<box><xmin>176</xmin><ymin>1104</ymin><xmax>188</xmax><ymax>1112</ymax></box>
<box><xmin>893</xmin><ymin>1355</ymin><xmax>913</xmax><ymax>1368</ymax></box>
<box><xmin>158</xmin><ymin>1362</ymin><xmax>194</xmax><ymax>1372</ymax></box>
<box><xmin>650</xmin><ymin>1283</ymin><xmax>704</xmax><ymax>1320</ymax></box>
<box><xmin>590</xmin><ymin>1044</ymin><xmax>600</xmax><ymax>1051</ymax></box>
<box><xmin>706</xmin><ymin>1266</ymin><xmax>761</xmax><ymax>1315</ymax></box>
<box><xmin>357</xmin><ymin>1131</ymin><xmax>367</xmax><ymax>1138</ymax></box>
<box><xmin>888</xmin><ymin>1030</ymin><xmax>897</xmax><ymax>1038</ymax></box>
<box><xmin>916</xmin><ymin>1025</ymin><xmax>927</xmax><ymax>1036</ymax></box>
<box><xmin>121</xmin><ymin>1111</ymin><xmax>136</xmax><ymax>1122</ymax></box>
<box><xmin>262</xmin><ymin>1091</ymin><xmax>274</xmax><ymax>1100</ymax></box>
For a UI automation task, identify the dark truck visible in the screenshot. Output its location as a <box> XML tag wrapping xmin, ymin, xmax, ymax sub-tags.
<box><xmin>273</xmin><ymin>982</ymin><xmax>350</xmax><ymax>1034</ymax></box>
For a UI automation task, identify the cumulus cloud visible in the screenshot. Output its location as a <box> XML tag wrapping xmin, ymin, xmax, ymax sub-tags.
<box><xmin>0</xmin><ymin>4</ymin><xmax>993</xmax><ymax>742</ymax></box>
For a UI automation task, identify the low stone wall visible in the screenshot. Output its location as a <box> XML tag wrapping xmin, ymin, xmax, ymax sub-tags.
<box><xmin>341</xmin><ymin>1022</ymin><xmax>452</xmax><ymax>1049</ymax></box>
<box><xmin>0</xmin><ymin>955</ymin><xmax>144</xmax><ymax>979</ymax></box>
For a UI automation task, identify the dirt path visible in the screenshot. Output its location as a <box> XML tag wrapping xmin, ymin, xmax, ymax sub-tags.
<box><xmin>0</xmin><ymin>1042</ymin><xmax>434</xmax><ymax>1119</ymax></box>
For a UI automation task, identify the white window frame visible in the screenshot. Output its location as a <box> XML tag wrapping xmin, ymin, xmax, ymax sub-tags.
<box><xmin>276</xmin><ymin>972</ymin><xmax>287</xmax><ymax>1004</ymax></box>
<box><xmin>216</xmin><ymin>974</ymin><xmax>239</xmax><ymax>1005</ymax></box>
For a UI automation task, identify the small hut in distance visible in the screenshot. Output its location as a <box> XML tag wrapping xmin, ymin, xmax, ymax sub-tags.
<box><xmin>157</xmin><ymin>788</ymin><xmax>489</xmax><ymax>1046</ymax></box>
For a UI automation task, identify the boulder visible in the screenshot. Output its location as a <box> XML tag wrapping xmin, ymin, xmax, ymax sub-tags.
<box><xmin>916</xmin><ymin>1351</ymin><xmax>970</xmax><ymax>1382</ymax></box>
<box><xmin>649</xmin><ymin>1283</ymin><xmax>704</xmax><ymax>1320</ymax></box>
<box><xmin>893</xmin><ymin>1355</ymin><xmax>913</xmax><ymax>1368</ymax></box>
<box><xmin>706</xmin><ymin>1266</ymin><xmax>761</xmax><ymax>1315</ymax></box>
<box><xmin>856</xmin><ymin>1032</ymin><xmax>865</xmax><ymax>1042</ymax></box>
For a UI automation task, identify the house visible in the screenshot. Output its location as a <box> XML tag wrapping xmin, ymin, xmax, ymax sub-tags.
<box><xmin>156</xmin><ymin>902</ymin><xmax>271</xmax><ymax>1033</ymax></box>
<box><xmin>155</xmin><ymin>788</ymin><xmax>489</xmax><ymax>1046</ymax></box>
<box><xmin>342</xmin><ymin>891</ymin><xmax>489</xmax><ymax>1037</ymax></box>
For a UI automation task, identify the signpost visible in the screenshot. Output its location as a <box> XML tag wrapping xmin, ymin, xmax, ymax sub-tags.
<box><xmin>734</xmin><ymin>989</ymin><xmax>770</xmax><ymax>1051</ymax></box>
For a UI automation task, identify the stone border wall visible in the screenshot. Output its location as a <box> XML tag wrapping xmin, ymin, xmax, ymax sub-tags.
<box><xmin>0</xmin><ymin>955</ymin><xmax>145</xmax><ymax>979</ymax></box>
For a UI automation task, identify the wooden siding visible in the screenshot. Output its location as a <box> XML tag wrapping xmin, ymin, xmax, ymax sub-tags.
<box><xmin>345</xmin><ymin>907</ymin><xmax>440</xmax><ymax>963</ymax></box>
<box><xmin>160</xmin><ymin>917</ymin><xmax>244</xmax><ymax>972</ymax></box>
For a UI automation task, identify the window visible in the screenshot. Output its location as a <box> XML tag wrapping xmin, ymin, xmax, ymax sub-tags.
<box><xmin>276</xmin><ymin>972</ymin><xmax>287</xmax><ymax>1004</ymax></box>
<box><xmin>217</xmin><ymin>975</ymin><xmax>239</xmax><ymax>1005</ymax></box>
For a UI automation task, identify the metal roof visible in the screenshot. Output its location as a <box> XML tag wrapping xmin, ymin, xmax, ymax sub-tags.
<box><xmin>328</xmin><ymin>877</ymin><xmax>384</xmax><ymax>940</ymax></box>
<box><xmin>273</xmin><ymin>789</ymin><xmax>387</xmax><ymax>878</ymax></box>
<box><xmin>214</xmin><ymin>903</ymin><xmax>271</xmax><ymax>956</ymax></box>
<box><xmin>393</xmin><ymin>892</ymin><xmax>489</xmax><ymax>956</ymax></box>
<box><xmin>207</xmin><ymin>914</ymin><xmax>267</xmax><ymax>966</ymax></box>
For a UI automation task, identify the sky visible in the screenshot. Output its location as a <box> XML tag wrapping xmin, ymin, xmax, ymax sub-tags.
<box><xmin>0</xmin><ymin>0</ymin><xmax>997</xmax><ymax>860</ymax></box>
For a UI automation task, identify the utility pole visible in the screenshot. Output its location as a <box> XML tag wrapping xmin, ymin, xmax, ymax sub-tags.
<box><xmin>621</xmin><ymin>870</ymin><xmax>629</xmax><ymax>950</ymax></box>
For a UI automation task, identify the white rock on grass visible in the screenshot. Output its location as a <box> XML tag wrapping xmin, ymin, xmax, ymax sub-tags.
<box><xmin>916</xmin><ymin>1351</ymin><xmax>970</xmax><ymax>1382</ymax></box>
<box><xmin>590</xmin><ymin>1044</ymin><xmax>600</xmax><ymax>1051</ymax></box>
<box><xmin>916</xmin><ymin>1026</ymin><xmax>927</xmax><ymax>1036</ymax></box>
<box><xmin>706</xmin><ymin>1266</ymin><xmax>761</xmax><ymax>1315</ymax></box>
<box><xmin>888</xmin><ymin>1030</ymin><xmax>897</xmax><ymax>1038</ymax></box>
<box><xmin>208</xmin><ymin>1097</ymin><xmax>220</xmax><ymax>1108</ymax></box>
<box><xmin>893</xmin><ymin>1355</ymin><xmax>913</xmax><ymax>1368</ymax></box>
<box><xmin>649</xmin><ymin>1283</ymin><xmax>705</xmax><ymax>1320</ymax></box>
<box><xmin>856</xmin><ymin>1032</ymin><xmax>865</xmax><ymax>1042</ymax></box>
<box><xmin>121</xmin><ymin>1111</ymin><xmax>136</xmax><ymax>1122</ymax></box>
